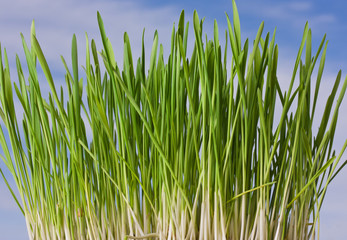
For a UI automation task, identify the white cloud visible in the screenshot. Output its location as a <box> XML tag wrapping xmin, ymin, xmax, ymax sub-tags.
<box><xmin>0</xmin><ymin>0</ymin><xmax>182</xmax><ymax>75</ymax></box>
<box><xmin>310</xmin><ymin>14</ymin><xmax>336</xmax><ymax>26</ymax></box>
<box><xmin>287</xmin><ymin>2</ymin><xmax>312</xmax><ymax>12</ymax></box>
<box><xmin>238</xmin><ymin>1</ymin><xmax>336</xmax><ymax>31</ymax></box>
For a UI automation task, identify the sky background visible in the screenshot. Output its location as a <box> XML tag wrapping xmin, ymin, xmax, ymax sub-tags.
<box><xmin>1</xmin><ymin>0</ymin><xmax>347</xmax><ymax>239</ymax></box>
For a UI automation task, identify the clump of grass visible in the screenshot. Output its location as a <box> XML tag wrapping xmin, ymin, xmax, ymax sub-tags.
<box><xmin>1</xmin><ymin>1</ymin><xmax>347</xmax><ymax>239</ymax></box>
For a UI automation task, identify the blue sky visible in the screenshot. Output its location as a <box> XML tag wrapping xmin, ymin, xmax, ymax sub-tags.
<box><xmin>1</xmin><ymin>0</ymin><xmax>347</xmax><ymax>239</ymax></box>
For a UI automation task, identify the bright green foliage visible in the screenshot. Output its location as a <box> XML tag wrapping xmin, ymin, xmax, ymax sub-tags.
<box><xmin>1</xmin><ymin>1</ymin><xmax>347</xmax><ymax>239</ymax></box>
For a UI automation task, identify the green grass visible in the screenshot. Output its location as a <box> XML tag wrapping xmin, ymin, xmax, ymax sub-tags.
<box><xmin>1</xmin><ymin>1</ymin><xmax>347</xmax><ymax>239</ymax></box>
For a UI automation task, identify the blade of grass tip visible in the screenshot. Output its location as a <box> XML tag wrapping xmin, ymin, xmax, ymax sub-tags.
<box><xmin>225</xmin><ymin>13</ymin><xmax>248</xmax><ymax>116</ymax></box>
<box><xmin>265</xmin><ymin>39</ymin><xmax>278</xmax><ymax>129</ymax></box>
<box><xmin>97</xmin><ymin>12</ymin><xmax>116</xmax><ymax>70</ymax></box>
<box><xmin>21</xmin><ymin>34</ymin><xmax>38</xmax><ymax>86</ymax></box>
<box><xmin>72</xmin><ymin>34</ymin><xmax>81</xmax><ymax>139</ymax></box>
<box><xmin>123</xmin><ymin>32</ymin><xmax>135</xmax><ymax>94</ymax></box>
<box><xmin>311</xmin><ymin>41</ymin><xmax>328</xmax><ymax>123</ymax></box>
<box><xmin>315</xmin><ymin>71</ymin><xmax>341</xmax><ymax>146</ymax></box>
<box><xmin>305</xmin><ymin>29</ymin><xmax>312</xmax><ymax>72</ymax></box>
<box><xmin>327</xmin><ymin>72</ymin><xmax>347</xmax><ymax>134</ymax></box>
<box><xmin>245</xmin><ymin>21</ymin><xmax>264</xmax><ymax>81</ymax></box>
<box><xmin>148</xmin><ymin>30</ymin><xmax>158</xmax><ymax>79</ymax></box>
<box><xmin>225</xmin><ymin>13</ymin><xmax>239</xmax><ymax>61</ymax></box>
<box><xmin>223</xmin><ymin>30</ymin><xmax>228</xmax><ymax>78</ymax></box>
<box><xmin>232</xmin><ymin>0</ymin><xmax>241</xmax><ymax>51</ymax></box>
<box><xmin>3</xmin><ymin>48</ymin><xmax>10</xmax><ymax>77</ymax></box>
<box><xmin>178</xmin><ymin>10</ymin><xmax>185</xmax><ymax>39</ymax></box>
<box><xmin>0</xmin><ymin>48</ymin><xmax>15</xmax><ymax>124</ymax></box>
<box><xmin>183</xmin><ymin>20</ymin><xmax>189</xmax><ymax>55</ymax></box>
<box><xmin>85</xmin><ymin>33</ymin><xmax>91</xmax><ymax>86</ymax></box>
<box><xmin>141</xmin><ymin>29</ymin><xmax>145</xmax><ymax>79</ymax></box>
<box><xmin>30</xmin><ymin>20</ymin><xmax>37</xmax><ymax>66</ymax></box>
<box><xmin>31</xmin><ymin>35</ymin><xmax>67</xmax><ymax>127</ymax></box>
<box><xmin>3</xmin><ymin>65</ymin><xmax>15</xmax><ymax>123</ymax></box>
<box><xmin>301</xmin><ymin>33</ymin><xmax>326</xmax><ymax>109</ymax></box>
<box><xmin>193</xmin><ymin>11</ymin><xmax>203</xmax><ymax>57</ymax></box>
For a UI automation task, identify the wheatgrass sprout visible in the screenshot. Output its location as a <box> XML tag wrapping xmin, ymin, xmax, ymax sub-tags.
<box><xmin>1</xmin><ymin>1</ymin><xmax>347</xmax><ymax>239</ymax></box>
